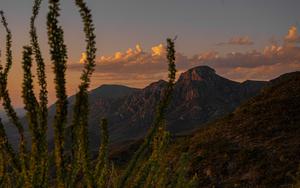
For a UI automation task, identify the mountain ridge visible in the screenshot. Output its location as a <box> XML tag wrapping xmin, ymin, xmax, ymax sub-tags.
<box><xmin>5</xmin><ymin>66</ymin><xmax>268</xmax><ymax>149</ymax></box>
<box><xmin>80</xmin><ymin>65</ymin><xmax>267</xmax><ymax>148</ymax></box>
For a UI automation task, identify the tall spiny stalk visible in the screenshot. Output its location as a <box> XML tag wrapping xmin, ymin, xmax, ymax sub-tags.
<box><xmin>0</xmin><ymin>11</ymin><xmax>28</xmax><ymax>185</ymax></box>
<box><xmin>173</xmin><ymin>153</ymin><xmax>190</xmax><ymax>188</ymax></box>
<box><xmin>21</xmin><ymin>46</ymin><xmax>43</xmax><ymax>187</ymax></box>
<box><xmin>29</xmin><ymin>0</ymin><xmax>49</xmax><ymax>185</ymax></box>
<box><xmin>0</xmin><ymin>140</ymin><xmax>4</xmax><ymax>185</ymax></box>
<box><xmin>0</xmin><ymin>11</ymin><xmax>12</xmax><ymax>78</ymax></box>
<box><xmin>117</xmin><ymin>38</ymin><xmax>177</xmax><ymax>187</ymax></box>
<box><xmin>95</xmin><ymin>119</ymin><xmax>109</xmax><ymax>187</ymax></box>
<box><xmin>131</xmin><ymin>124</ymin><xmax>170</xmax><ymax>188</ymax></box>
<box><xmin>144</xmin><ymin>126</ymin><xmax>170</xmax><ymax>187</ymax></box>
<box><xmin>187</xmin><ymin>174</ymin><xmax>199</xmax><ymax>188</ymax></box>
<box><xmin>47</xmin><ymin>0</ymin><xmax>68</xmax><ymax>186</ymax></box>
<box><xmin>0</xmin><ymin>118</ymin><xmax>20</xmax><ymax>173</ymax></box>
<box><xmin>69</xmin><ymin>0</ymin><xmax>97</xmax><ymax>187</ymax></box>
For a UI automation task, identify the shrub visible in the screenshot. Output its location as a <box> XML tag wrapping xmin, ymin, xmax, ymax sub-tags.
<box><xmin>0</xmin><ymin>0</ymin><xmax>195</xmax><ymax>187</ymax></box>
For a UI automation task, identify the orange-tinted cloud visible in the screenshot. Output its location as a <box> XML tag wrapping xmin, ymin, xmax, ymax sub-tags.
<box><xmin>221</xmin><ymin>62</ymin><xmax>300</xmax><ymax>82</ymax></box>
<box><xmin>151</xmin><ymin>44</ymin><xmax>165</xmax><ymax>57</ymax></box>
<box><xmin>263</xmin><ymin>44</ymin><xmax>283</xmax><ymax>56</ymax></box>
<box><xmin>193</xmin><ymin>51</ymin><xmax>219</xmax><ymax>61</ymax></box>
<box><xmin>217</xmin><ymin>36</ymin><xmax>254</xmax><ymax>46</ymax></box>
<box><xmin>69</xmin><ymin>26</ymin><xmax>300</xmax><ymax>86</ymax></box>
<box><xmin>284</xmin><ymin>25</ymin><xmax>300</xmax><ymax>43</ymax></box>
<box><xmin>79</xmin><ymin>52</ymin><xmax>87</xmax><ymax>64</ymax></box>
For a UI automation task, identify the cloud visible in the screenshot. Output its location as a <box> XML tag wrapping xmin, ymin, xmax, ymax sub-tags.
<box><xmin>263</xmin><ymin>44</ymin><xmax>283</xmax><ymax>56</ymax></box>
<box><xmin>79</xmin><ymin>52</ymin><xmax>87</xmax><ymax>64</ymax></box>
<box><xmin>284</xmin><ymin>25</ymin><xmax>300</xmax><ymax>43</ymax></box>
<box><xmin>99</xmin><ymin>44</ymin><xmax>146</xmax><ymax>64</ymax></box>
<box><xmin>193</xmin><ymin>51</ymin><xmax>219</xmax><ymax>61</ymax></box>
<box><xmin>217</xmin><ymin>36</ymin><xmax>254</xmax><ymax>46</ymax></box>
<box><xmin>151</xmin><ymin>44</ymin><xmax>165</xmax><ymax>57</ymax></box>
<box><xmin>221</xmin><ymin>62</ymin><xmax>300</xmax><ymax>82</ymax></box>
<box><xmin>69</xmin><ymin>26</ymin><xmax>300</xmax><ymax>87</ymax></box>
<box><xmin>192</xmin><ymin>45</ymin><xmax>300</xmax><ymax>69</ymax></box>
<box><xmin>72</xmin><ymin>44</ymin><xmax>171</xmax><ymax>74</ymax></box>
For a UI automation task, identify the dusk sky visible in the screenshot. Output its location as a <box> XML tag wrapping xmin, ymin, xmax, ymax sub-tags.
<box><xmin>1</xmin><ymin>0</ymin><xmax>300</xmax><ymax>107</ymax></box>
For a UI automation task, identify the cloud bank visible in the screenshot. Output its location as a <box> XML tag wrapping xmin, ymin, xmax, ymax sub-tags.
<box><xmin>70</xmin><ymin>26</ymin><xmax>300</xmax><ymax>87</ymax></box>
<box><xmin>285</xmin><ymin>25</ymin><xmax>300</xmax><ymax>44</ymax></box>
<box><xmin>217</xmin><ymin>36</ymin><xmax>254</xmax><ymax>46</ymax></box>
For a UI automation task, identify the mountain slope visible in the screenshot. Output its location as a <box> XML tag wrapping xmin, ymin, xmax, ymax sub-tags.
<box><xmin>166</xmin><ymin>71</ymin><xmax>300</xmax><ymax>187</ymax></box>
<box><xmin>0</xmin><ymin>108</ymin><xmax>25</xmax><ymax>122</ymax></box>
<box><xmin>5</xmin><ymin>85</ymin><xmax>140</xmax><ymax>147</ymax></box>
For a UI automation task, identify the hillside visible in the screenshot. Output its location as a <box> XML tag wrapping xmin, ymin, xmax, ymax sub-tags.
<box><xmin>166</xmin><ymin>71</ymin><xmax>300</xmax><ymax>187</ymax></box>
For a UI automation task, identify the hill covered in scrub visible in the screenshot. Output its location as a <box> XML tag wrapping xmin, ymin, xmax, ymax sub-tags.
<box><xmin>164</xmin><ymin>71</ymin><xmax>300</xmax><ymax>187</ymax></box>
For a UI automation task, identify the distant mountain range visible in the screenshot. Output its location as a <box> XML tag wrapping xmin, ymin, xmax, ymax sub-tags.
<box><xmin>5</xmin><ymin>66</ymin><xmax>267</xmax><ymax>149</ymax></box>
<box><xmin>0</xmin><ymin>108</ymin><xmax>25</xmax><ymax>123</ymax></box>
<box><xmin>86</xmin><ymin>66</ymin><xmax>266</xmax><ymax>145</ymax></box>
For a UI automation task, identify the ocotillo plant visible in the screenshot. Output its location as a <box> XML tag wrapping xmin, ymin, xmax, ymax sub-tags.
<box><xmin>30</xmin><ymin>0</ymin><xmax>49</xmax><ymax>186</ymax></box>
<box><xmin>0</xmin><ymin>10</ymin><xmax>28</xmax><ymax>187</ymax></box>
<box><xmin>95</xmin><ymin>119</ymin><xmax>110</xmax><ymax>187</ymax></box>
<box><xmin>0</xmin><ymin>0</ymin><xmax>197</xmax><ymax>187</ymax></box>
<box><xmin>47</xmin><ymin>0</ymin><xmax>69</xmax><ymax>186</ymax></box>
<box><xmin>0</xmin><ymin>0</ymin><xmax>99</xmax><ymax>187</ymax></box>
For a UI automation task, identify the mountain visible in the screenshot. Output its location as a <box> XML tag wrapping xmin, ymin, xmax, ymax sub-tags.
<box><xmin>48</xmin><ymin>84</ymin><xmax>140</xmax><ymax>126</ymax></box>
<box><xmin>0</xmin><ymin>108</ymin><xmax>25</xmax><ymax>123</ymax></box>
<box><xmin>90</xmin><ymin>66</ymin><xmax>265</xmax><ymax>143</ymax></box>
<box><xmin>83</xmin><ymin>66</ymin><xmax>267</xmax><ymax>149</ymax></box>
<box><xmin>5</xmin><ymin>66</ymin><xmax>267</xmax><ymax>150</ymax></box>
<box><xmin>5</xmin><ymin>85</ymin><xmax>140</xmax><ymax>148</ymax></box>
<box><xmin>0</xmin><ymin>110</ymin><xmax>7</xmax><ymax>121</ymax></box>
<box><xmin>163</xmin><ymin>71</ymin><xmax>300</xmax><ymax>187</ymax></box>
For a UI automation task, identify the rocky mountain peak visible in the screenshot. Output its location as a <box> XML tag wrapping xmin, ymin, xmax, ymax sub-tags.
<box><xmin>178</xmin><ymin>66</ymin><xmax>216</xmax><ymax>82</ymax></box>
<box><xmin>144</xmin><ymin>80</ymin><xmax>167</xmax><ymax>91</ymax></box>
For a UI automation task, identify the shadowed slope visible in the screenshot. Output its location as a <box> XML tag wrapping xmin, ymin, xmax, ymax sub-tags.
<box><xmin>167</xmin><ymin>71</ymin><xmax>300</xmax><ymax>187</ymax></box>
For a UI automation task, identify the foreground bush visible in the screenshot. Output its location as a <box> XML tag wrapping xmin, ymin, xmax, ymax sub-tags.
<box><xmin>0</xmin><ymin>0</ymin><xmax>197</xmax><ymax>187</ymax></box>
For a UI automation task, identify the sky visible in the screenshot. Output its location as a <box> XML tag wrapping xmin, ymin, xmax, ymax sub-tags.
<box><xmin>1</xmin><ymin>0</ymin><xmax>300</xmax><ymax>107</ymax></box>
